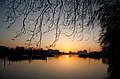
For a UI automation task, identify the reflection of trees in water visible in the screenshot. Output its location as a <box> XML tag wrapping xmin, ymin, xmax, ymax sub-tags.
<box><xmin>1</xmin><ymin>56</ymin><xmax>47</xmax><ymax>66</ymax></box>
<box><xmin>107</xmin><ymin>55</ymin><xmax>120</xmax><ymax>79</ymax></box>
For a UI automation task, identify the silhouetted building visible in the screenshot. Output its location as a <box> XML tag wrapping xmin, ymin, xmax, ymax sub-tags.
<box><xmin>48</xmin><ymin>49</ymin><xmax>59</xmax><ymax>55</ymax></box>
<box><xmin>78</xmin><ymin>50</ymin><xmax>88</xmax><ymax>57</ymax></box>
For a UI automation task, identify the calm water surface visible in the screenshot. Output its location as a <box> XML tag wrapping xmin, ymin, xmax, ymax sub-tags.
<box><xmin>0</xmin><ymin>55</ymin><xmax>108</xmax><ymax>79</ymax></box>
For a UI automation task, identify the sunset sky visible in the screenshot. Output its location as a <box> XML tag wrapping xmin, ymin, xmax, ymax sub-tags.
<box><xmin>0</xmin><ymin>5</ymin><xmax>101</xmax><ymax>53</ymax></box>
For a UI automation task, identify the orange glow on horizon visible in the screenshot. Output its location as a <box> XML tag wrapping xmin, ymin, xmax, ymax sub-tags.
<box><xmin>65</xmin><ymin>51</ymin><xmax>69</xmax><ymax>53</ymax></box>
<box><xmin>0</xmin><ymin>30</ymin><xmax>101</xmax><ymax>52</ymax></box>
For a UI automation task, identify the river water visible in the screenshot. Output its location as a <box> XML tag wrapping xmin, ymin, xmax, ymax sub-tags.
<box><xmin>0</xmin><ymin>55</ymin><xmax>108</xmax><ymax>79</ymax></box>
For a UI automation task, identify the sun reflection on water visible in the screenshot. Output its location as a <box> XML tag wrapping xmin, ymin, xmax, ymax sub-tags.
<box><xmin>65</xmin><ymin>55</ymin><xmax>69</xmax><ymax>60</ymax></box>
<box><xmin>0</xmin><ymin>55</ymin><xmax>107</xmax><ymax>79</ymax></box>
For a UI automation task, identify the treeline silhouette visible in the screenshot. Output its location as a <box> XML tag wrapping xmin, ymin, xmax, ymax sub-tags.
<box><xmin>0</xmin><ymin>46</ymin><xmax>61</xmax><ymax>58</ymax></box>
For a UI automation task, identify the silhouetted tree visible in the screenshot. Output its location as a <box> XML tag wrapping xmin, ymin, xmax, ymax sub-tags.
<box><xmin>0</xmin><ymin>46</ymin><xmax>9</xmax><ymax>56</ymax></box>
<box><xmin>0</xmin><ymin>0</ymin><xmax>101</xmax><ymax>47</ymax></box>
<box><xmin>98</xmin><ymin>1</ymin><xmax>120</xmax><ymax>54</ymax></box>
<box><xmin>1</xmin><ymin>0</ymin><xmax>119</xmax><ymax>52</ymax></box>
<box><xmin>96</xmin><ymin>1</ymin><xmax>120</xmax><ymax>78</ymax></box>
<box><xmin>1</xmin><ymin>1</ymin><xmax>120</xmax><ymax>78</ymax></box>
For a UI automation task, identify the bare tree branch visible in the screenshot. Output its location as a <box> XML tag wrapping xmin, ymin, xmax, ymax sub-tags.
<box><xmin>1</xmin><ymin>0</ymin><xmax>119</xmax><ymax>49</ymax></box>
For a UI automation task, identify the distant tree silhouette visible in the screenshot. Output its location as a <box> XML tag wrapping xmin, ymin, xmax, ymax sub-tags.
<box><xmin>0</xmin><ymin>46</ymin><xmax>9</xmax><ymax>55</ymax></box>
